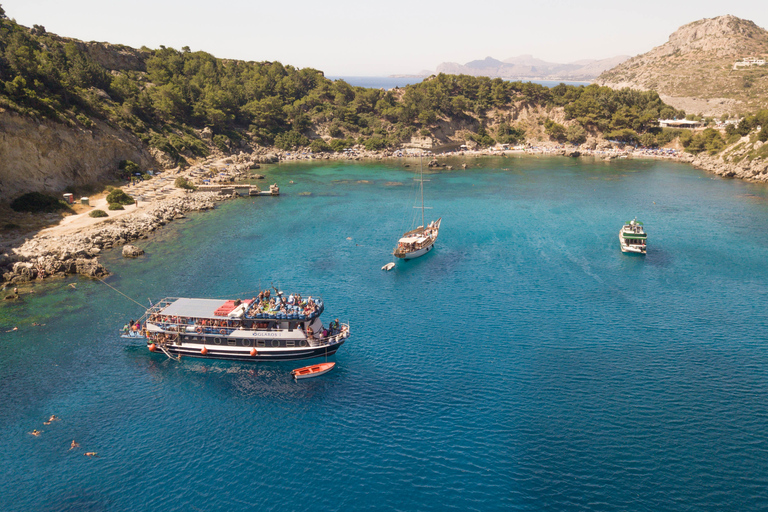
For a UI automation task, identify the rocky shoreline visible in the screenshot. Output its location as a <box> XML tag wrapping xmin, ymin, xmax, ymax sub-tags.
<box><xmin>2</xmin><ymin>140</ymin><xmax>766</xmax><ymax>295</ymax></box>
<box><xmin>1</xmin><ymin>192</ymin><xmax>227</xmax><ymax>292</ymax></box>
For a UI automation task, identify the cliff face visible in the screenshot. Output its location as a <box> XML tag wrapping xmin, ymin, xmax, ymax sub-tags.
<box><xmin>596</xmin><ymin>15</ymin><xmax>768</xmax><ymax>115</ymax></box>
<box><xmin>0</xmin><ymin>110</ymin><xmax>159</xmax><ymax>202</ymax></box>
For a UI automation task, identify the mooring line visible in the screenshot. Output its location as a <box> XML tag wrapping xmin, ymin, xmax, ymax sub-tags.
<box><xmin>94</xmin><ymin>277</ymin><xmax>147</xmax><ymax>308</ymax></box>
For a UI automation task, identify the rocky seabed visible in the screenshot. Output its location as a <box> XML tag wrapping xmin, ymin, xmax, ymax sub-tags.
<box><xmin>0</xmin><ymin>192</ymin><xmax>227</xmax><ymax>287</ymax></box>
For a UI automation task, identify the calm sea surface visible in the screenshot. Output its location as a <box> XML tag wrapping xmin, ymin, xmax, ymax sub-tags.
<box><xmin>2</xmin><ymin>157</ymin><xmax>768</xmax><ymax>511</ymax></box>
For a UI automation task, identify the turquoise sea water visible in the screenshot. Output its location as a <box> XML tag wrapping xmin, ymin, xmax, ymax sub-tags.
<box><xmin>2</xmin><ymin>157</ymin><xmax>768</xmax><ymax>511</ymax></box>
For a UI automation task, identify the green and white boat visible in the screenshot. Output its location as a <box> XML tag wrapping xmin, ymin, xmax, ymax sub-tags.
<box><xmin>619</xmin><ymin>218</ymin><xmax>647</xmax><ymax>254</ymax></box>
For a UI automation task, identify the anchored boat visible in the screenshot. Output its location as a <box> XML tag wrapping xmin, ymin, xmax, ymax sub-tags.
<box><xmin>393</xmin><ymin>157</ymin><xmax>442</xmax><ymax>260</ymax></box>
<box><xmin>619</xmin><ymin>218</ymin><xmax>647</xmax><ymax>254</ymax></box>
<box><xmin>291</xmin><ymin>362</ymin><xmax>335</xmax><ymax>380</ymax></box>
<box><xmin>126</xmin><ymin>293</ymin><xmax>349</xmax><ymax>361</ymax></box>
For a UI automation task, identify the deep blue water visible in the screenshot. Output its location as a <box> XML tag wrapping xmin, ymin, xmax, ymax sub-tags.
<box><xmin>2</xmin><ymin>156</ymin><xmax>768</xmax><ymax>511</ymax></box>
<box><xmin>329</xmin><ymin>76</ymin><xmax>591</xmax><ymax>89</ymax></box>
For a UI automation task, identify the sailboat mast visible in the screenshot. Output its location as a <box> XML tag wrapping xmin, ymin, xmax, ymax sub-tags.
<box><xmin>420</xmin><ymin>155</ymin><xmax>424</xmax><ymax>230</ymax></box>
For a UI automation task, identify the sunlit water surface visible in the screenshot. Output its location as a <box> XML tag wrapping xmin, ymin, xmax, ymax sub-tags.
<box><xmin>2</xmin><ymin>157</ymin><xmax>768</xmax><ymax>511</ymax></box>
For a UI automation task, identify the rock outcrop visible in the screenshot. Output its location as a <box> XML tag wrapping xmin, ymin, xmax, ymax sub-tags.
<box><xmin>597</xmin><ymin>15</ymin><xmax>768</xmax><ymax>115</ymax></box>
<box><xmin>0</xmin><ymin>110</ymin><xmax>159</xmax><ymax>203</ymax></box>
<box><xmin>122</xmin><ymin>245</ymin><xmax>144</xmax><ymax>258</ymax></box>
<box><xmin>0</xmin><ymin>192</ymin><xmax>225</xmax><ymax>284</ymax></box>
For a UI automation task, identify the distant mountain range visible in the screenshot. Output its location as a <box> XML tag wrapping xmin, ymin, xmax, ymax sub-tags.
<box><xmin>431</xmin><ymin>54</ymin><xmax>630</xmax><ymax>81</ymax></box>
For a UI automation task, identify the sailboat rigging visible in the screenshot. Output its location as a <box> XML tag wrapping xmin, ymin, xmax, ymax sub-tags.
<box><xmin>392</xmin><ymin>156</ymin><xmax>442</xmax><ymax>260</ymax></box>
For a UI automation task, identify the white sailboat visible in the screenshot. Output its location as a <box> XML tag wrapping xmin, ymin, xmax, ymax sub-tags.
<box><xmin>393</xmin><ymin>157</ymin><xmax>441</xmax><ymax>260</ymax></box>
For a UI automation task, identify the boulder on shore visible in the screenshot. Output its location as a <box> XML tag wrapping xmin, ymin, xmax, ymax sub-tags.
<box><xmin>122</xmin><ymin>245</ymin><xmax>145</xmax><ymax>258</ymax></box>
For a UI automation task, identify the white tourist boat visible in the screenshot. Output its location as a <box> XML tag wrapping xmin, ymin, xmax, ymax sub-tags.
<box><xmin>393</xmin><ymin>157</ymin><xmax>441</xmax><ymax>260</ymax></box>
<box><xmin>619</xmin><ymin>218</ymin><xmax>647</xmax><ymax>254</ymax></box>
<box><xmin>123</xmin><ymin>292</ymin><xmax>349</xmax><ymax>361</ymax></box>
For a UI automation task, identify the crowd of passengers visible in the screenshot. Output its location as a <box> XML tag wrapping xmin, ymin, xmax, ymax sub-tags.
<box><xmin>246</xmin><ymin>289</ymin><xmax>321</xmax><ymax>318</ymax></box>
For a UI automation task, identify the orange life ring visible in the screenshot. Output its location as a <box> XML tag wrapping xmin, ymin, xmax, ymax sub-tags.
<box><xmin>196</xmin><ymin>326</ymin><xmax>202</xmax><ymax>334</ymax></box>
<box><xmin>219</xmin><ymin>329</ymin><xmax>226</xmax><ymax>335</ymax></box>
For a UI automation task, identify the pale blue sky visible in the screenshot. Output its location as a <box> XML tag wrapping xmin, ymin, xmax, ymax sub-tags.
<box><xmin>2</xmin><ymin>0</ymin><xmax>767</xmax><ymax>75</ymax></box>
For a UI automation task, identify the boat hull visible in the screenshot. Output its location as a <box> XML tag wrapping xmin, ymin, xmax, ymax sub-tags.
<box><xmin>151</xmin><ymin>338</ymin><xmax>345</xmax><ymax>362</ymax></box>
<box><xmin>619</xmin><ymin>234</ymin><xmax>646</xmax><ymax>254</ymax></box>
<box><xmin>395</xmin><ymin>242</ymin><xmax>434</xmax><ymax>260</ymax></box>
<box><xmin>292</xmin><ymin>362</ymin><xmax>335</xmax><ymax>379</ymax></box>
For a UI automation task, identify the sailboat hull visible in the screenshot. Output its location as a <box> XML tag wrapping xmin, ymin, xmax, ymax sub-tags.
<box><xmin>395</xmin><ymin>243</ymin><xmax>434</xmax><ymax>259</ymax></box>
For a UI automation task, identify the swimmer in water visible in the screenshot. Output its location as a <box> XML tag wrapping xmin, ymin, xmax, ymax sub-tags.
<box><xmin>84</xmin><ymin>452</ymin><xmax>98</xmax><ymax>458</ymax></box>
<box><xmin>44</xmin><ymin>414</ymin><xmax>59</xmax><ymax>425</ymax></box>
<box><xmin>30</xmin><ymin>430</ymin><xmax>41</xmax><ymax>437</ymax></box>
<box><xmin>70</xmin><ymin>440</ymin><xmax>80</xmax><ymax>450</ymax></box>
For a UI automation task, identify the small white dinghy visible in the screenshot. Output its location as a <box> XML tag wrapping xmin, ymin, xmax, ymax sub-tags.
<box><xmin>382</xmin><ymin>262</ymin><xmax>395</xmax><ymax>271</ymax></box>
<box><xmin>291</xmin><ymin>362</ymin><xmax>335</xmax><ymax>380</ymax></box>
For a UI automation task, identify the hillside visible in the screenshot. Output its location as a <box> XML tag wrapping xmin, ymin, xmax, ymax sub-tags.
<box><xmin>436</xmin><ymin>54</ymin><xmax>629</xmax><ymax>81</ymax></box>
<box><xmin>0</xmin><ymin>5</ymin><xmax>685</xmax><ymax>205</ymax></box>
<box><xmin>597</xmin><ymin>15</ymin><xmax>768</xmax><ymax>115</ymax></box>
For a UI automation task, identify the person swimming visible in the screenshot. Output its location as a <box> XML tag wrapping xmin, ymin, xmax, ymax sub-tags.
<box><xmin>70</xmin><ymin>440</ymin><xmax>80</xmax><ymax>450</ymax></box>
<box><xmin>30</xmin><ymin>430</ymin><xmax>41</xmax><ymax>436</ymax></box>
<box><xmin>84</xmin><ymin>452</ymin><xmax>98</xmax><ymax>457</ymax></box>
<box><xmin>44</xmin><ymin>414</ymin><xmax>59</xmax><ymax>425</ymax></box>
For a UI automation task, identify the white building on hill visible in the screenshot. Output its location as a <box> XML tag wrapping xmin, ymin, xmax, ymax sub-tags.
<box><xmin>733</xmin><ymin>57</ymin><xmax>767</xmax><ymax>69</ymax></box>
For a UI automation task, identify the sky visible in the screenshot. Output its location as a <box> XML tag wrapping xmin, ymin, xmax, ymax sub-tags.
<box><xmin>2</xmin><ymin>0</ymin><xmax>767</xmax><ymax>76</ymax></box>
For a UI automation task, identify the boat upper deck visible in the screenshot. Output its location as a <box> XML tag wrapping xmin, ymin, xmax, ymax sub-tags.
<box><xmin>160</xmin><ymin>298</ymin><xmax>235</xmax><ymax>319</ymax></box>
<box><xmin>153</xmin><ymin>295</ymin><xmax>325</xmax><ymax>323</ymax></box>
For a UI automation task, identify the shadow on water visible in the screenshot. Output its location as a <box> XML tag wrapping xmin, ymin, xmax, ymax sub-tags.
<box><xmin>645</xmin><ymin>246</ymin><xmax>674</xmax><ymax>268</ymax></box>
<box><xmin>123</xmin><ymin>344</ymin><xmax>342</xmax><ymax>402</ymax></box>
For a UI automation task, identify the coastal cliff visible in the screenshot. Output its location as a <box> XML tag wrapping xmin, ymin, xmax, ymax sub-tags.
<box><xmin>0</xmin><ymin>110</ymin><xmax>158</xmax><ymax>202</ymax></box>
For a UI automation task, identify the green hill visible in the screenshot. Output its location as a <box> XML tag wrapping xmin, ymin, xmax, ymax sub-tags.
<box><xmin>0</xmin><ymin>4</ymin><xmax>689</xmax><ymax>202</ymax></box>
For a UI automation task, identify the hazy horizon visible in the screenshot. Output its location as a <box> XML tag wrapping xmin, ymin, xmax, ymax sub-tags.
<box><xmin>3</xmin><ymin>0</ymin><xmax>767</xmax><ymax>76</ymax></box>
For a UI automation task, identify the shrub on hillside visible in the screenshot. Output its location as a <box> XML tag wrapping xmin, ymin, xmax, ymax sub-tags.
<box><xmin>363</xmin><ymin>137</ymin><xmax>387</xmax><ymax>151</ymax></box>
<box><xmin>309</xmin><ymin>139</ymin><xmax>331</xmax><ymax>153</ymax></box>
<box><xmin>604</xmin><ymin>128</ymin><xmax>638</xmax><ymax>144</ymax></box>
<box><xmin>108</xmin><ymin>203</ymin><xmax>124</xmax><ymax>210</ymax></box>
<box><xmin>566</xmin><ymin>125</ymin><xmax>587</xmax><ymax>145</ymax></box>
<box><xmin>544</xmin><ymin>119</ymin><xmax>566</xmax><ymax>142</ymax></box>
<box><xmin>10</xmin><ymin>192</ymin><xmax>68</xmax><ymax>213</ymax></box>
<box><xmin>174</xmin><ymin>177</ymin><xmax>196</xmax><ymax>190</ymax></box>
<box><xmin>106</xmin><ymin>189</ymin><xmax>134</xmax><ymax>205</ymax></box>
<box><xmin>685</xmin><ymin>128</ymin><xmax>725</xmax><ymax>155</ymax></box>
<box><xmin>89</xmin><ymin>209</ymin><xmax>108</xmax><ymax>218</ymax></box>
<box><xmin>119</xmin><ymin>159</ymin><xmax>140</xmax><ymax>174</ymax></box>
<box><xmin>329</xmin><ymin>138</ymin><xmax>353</xmax><ymax>152</ymax></box>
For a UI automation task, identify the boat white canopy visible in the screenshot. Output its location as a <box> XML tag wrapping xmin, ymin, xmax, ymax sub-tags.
<box><xmin>160</xmin><ymin>298</ymin><xmax>229</xmax><ymax>319</ymax></box>
<box><xmin>399</xmin><ymin>236</ymin><xmax>427</xmax><ymax>244</ymax></box>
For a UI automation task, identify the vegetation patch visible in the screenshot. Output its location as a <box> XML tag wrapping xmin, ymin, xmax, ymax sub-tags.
<box><xmin>174</xmin><ymin>177</ymin><xmax>196</xmax><ymax>190</ymax></box>
<box><xmin>108</xmin><ymin>203</ymin><xmax>124</xmax><ymax>210</ymax></box>
<box><xmin>10</xmin><ymin>192</ymin><xmax>69</xmax><ymax>213</ymax></box>
<box><xmin>89</xmin><ymin>209</ymin><xmax>108</xmax><ymax>218</ymax></box>
<box><xmin>106</xmin><ymin>189</ymin><xmax>135</xmax><ymax>205</ymax></box>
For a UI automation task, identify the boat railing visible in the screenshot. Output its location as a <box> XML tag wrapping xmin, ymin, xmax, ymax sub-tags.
<box><xmin>308</xmin><ymin>323</ymin><xmax>350</xmax><ymax>347</ymax></box>
<box><xmin>149</xmin><ymin>321</ymin><xmax>349</xmax><ymax>343</ymax></box>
